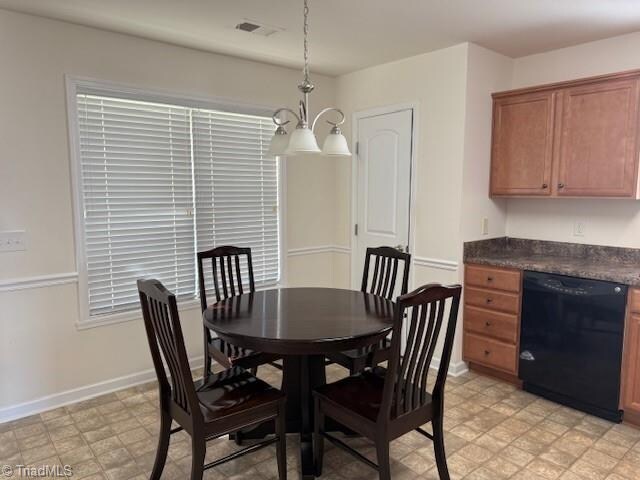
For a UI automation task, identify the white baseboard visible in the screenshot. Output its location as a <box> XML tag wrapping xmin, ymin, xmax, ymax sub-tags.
<box><xmin>0</xmin><ymin>356</ymin><xmax>204</xmax><ymax>424</ymax></box>
<box><xmin>431</xmin><ymin>358</ymin><xmax>468</xmax><ymax>377</ymax></box>
<box><xmin>1</xmin><ymin>354</ymin><xmax>467</xmax><ymax>424</ymax></box>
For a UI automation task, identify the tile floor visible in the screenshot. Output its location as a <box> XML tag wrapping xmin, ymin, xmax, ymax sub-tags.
<box><xmin>1</xmin><ymin>365</ymin><xmax>640</xmax><ymax>479</ymax></box>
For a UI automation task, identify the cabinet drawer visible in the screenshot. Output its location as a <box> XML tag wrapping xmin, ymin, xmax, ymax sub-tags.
<box><xmin>465</xmin><ymin>264</ymin><xmax>521</xmax><ymax>293</ymax></box>
<box><xmin>464</xmin><ymin>332</ymin><xmax>517</xmax><ymax>374</ymax></box>
<box><xmin>630</xmin><ymin>289</ymin><xmax>640</xmax><ymax>314</ymax></box>
<box><xmin>464</xmin><ymin>306</ymin><xmax>518</xmax><ymax>343</ymax></box>
<box><xmin>465</xmin><ymin>286</ymin><xmax>520</xmax><ymax>314</ymax></box>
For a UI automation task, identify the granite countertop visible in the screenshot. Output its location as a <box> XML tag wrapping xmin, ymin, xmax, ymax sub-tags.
<box><xmin>464</xmin><ymin>238</ymin><xmax>640</xmax><ymax>286</ymax></box>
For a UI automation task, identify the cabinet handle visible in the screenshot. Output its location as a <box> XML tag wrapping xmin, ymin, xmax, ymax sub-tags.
<box><xmin>486</xmin><ymin>298</ymin><xmax>493</xmax><ymax>304</ymax></box>
<box><xmin>485</xmin><ymin>321</ymin><xmax>491</xmax><ymax>327</ymax></box>
<box><xmin>487</xmin><ymin>276</ymin><xmax>494</xmax><ymax>282</ymax></box>
<box><xmin>542</xmin><ymin>183</ymin><xmax>548</xmax><ymax>189</ymax></box>
<box><xmin>484</xmin><ymin>350</ymin><xmax>490</xmax><ymax>356</ymax></box>
<box><xmin>558</xmin><ymin>183</ymin><xmax>565</xmax><ymax>189</ymax></box>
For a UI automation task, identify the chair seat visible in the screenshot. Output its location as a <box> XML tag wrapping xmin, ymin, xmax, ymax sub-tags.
<box><xmin>315</xmin><ymin>366</ymin><xmax>434</xmax><ymax>423</ymax></box>
<box><xmin>341</xmin><ymin>337</ymin><xmax>391</xmax><ymax>360</ymax></box>
<box><xmin>314</xmin><ymin>367</ymin><xmax>388</xmax><ymax>422</ymax></box>
<box><xmin>196</xmin><ymin>366</ymin><xmax>284</xmax><ymax>422</ymax></box>
<box><xmin>208</xmin><ymin>337</ymin><xmax>280</xmax><ymax>369</ymax></box>
<box><xmin>326</xmin><ymin>337</ymin><xmax>391</xmax><ymax>371</ymax></box>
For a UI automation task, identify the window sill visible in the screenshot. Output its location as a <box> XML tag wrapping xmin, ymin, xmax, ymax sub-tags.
<box><xmin>75</xmin><ymin>299</ymin><xmax>202</xmax><ymax>331</ymax></box>
<box><xmin>75</xmin><ymin>282</ymin><xmax>282</xmax><ymax>331</ymax></box>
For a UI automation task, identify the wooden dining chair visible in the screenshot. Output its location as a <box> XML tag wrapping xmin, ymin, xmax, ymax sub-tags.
<box><xmin>314</xmin><ymin>283</ymin><xmax>462</xmax><ymax>480</ymax></box>
<box><xmin>326</xmin><ymin>246</ymin><xmax>411</xmax><ymax>373</ymax></box>
<box><xmin>138</xmin><ymin>279</ymin><xmax>287</xmax><ymax>480</ymax></box>
<box><xmin>198</xmin><ymin>246</ymin><xmax>281</xmax><ymax>382</ymax></box>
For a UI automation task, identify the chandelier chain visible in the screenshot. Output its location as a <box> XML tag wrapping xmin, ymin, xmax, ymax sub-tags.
<box><xmin>303</xmin><ymin>0</ymin><xmax>310</xmax><ymax>82</ymax></box>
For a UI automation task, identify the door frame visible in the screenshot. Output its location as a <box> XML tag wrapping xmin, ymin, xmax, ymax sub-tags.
<box><xmin>350</xmin><ymin>102</ymin><xmax>420</xmax><ymax>290</ymax></box>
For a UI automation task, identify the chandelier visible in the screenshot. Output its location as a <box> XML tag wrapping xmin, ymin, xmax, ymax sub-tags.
<box><xmin>268</xmin><ymin>0</ymin><xmax>351</xmax><ymax>157</ymax></box>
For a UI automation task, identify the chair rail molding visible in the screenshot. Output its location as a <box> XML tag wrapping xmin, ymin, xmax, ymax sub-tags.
<box><xmin>287</xmin><ymin>245</ymin><xmax>351</xmax><ymax>257</ymax></box>
<box><xmin>413</xmin><ymin>256</ymin><xmax>459</xmax><ymax>272</ymax></box>
<box><xmin>0</xmin><ymin>272</ymin><xmax>79</xmax><ymax>293</ymax></box>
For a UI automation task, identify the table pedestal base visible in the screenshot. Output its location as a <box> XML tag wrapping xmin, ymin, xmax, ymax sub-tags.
<box><xmin>285</xmin><ymin>355</ymin><xmax>325</xmax><ymax>479</ymax></box>
<box><xmin>240</xmin><ymin>355</ymin><xmax>337</xmax><ymax>479</ymax></box>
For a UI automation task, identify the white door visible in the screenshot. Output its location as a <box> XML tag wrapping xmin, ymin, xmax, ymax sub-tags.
<box><xmin>354</xmin><ymin>108</ymin><xmax>413</xmax><ymax>290</ymax></box>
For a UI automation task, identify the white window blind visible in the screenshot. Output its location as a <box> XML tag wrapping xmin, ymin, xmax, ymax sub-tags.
<box><xmin>192</xmin><ymin>109</ymin><xmax>279</xmax><ymax>288</ymax></box>
<box><xmin>75</xmin><ymin>92</ymin><xmax>279</xmax><ymax>320</ymax></box>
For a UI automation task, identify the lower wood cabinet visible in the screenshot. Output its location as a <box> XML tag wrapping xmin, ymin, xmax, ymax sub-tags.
<box><xmin>464</xmin><ymin>306</ymin><xmax>518</xmax><ymax>344</ymax></box>
<box><xmin>622</xmin><ymin>289</ymin><xmax>640</xmax><ymax>425</ymax></box>
<box><xmin>463</xmin><ymin>264</ymin><xmax>522</xmax><ymax>380</ymax></box>
<box><xmin>464</xmin><ymin>332</ymin><xmax>518</xmax><ymax>373</ymax></box>
<box><xmin>464</xmin><ymin>264</ymin><xmax>640</xmax><ymax>426</ymax></box>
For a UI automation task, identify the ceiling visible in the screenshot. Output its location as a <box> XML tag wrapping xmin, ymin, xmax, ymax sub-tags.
<box><xmin>2</xmin><ymin>0</ymin><xmax>640</xmax><ymax>76</ymax></box>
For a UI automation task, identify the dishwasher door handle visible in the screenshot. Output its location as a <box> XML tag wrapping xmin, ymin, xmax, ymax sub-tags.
<box><xmin>520</xmin><ymin>350</ymin><xmax>535</xmax><ymax>361</ymax></box>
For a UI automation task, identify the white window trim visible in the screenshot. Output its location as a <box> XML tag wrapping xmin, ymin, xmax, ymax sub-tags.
<box><xmin>66</xmin><ymin>75</ymin><xmax>287</xmax><ymax>330</ymax></box>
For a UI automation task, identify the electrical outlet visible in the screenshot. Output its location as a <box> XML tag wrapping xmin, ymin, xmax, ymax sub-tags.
<box><xmin>573</xmin><ymin>221</ymin><xmax>586</xmax><ymax>237</ymax></box>
<box><xmin>0</xmin><ymin>230</ymin><xmax>26</xmax><ymax>252</ymax></box>
<box><xmin>481</xmin><ymin>217</ymin><xmax>489</xmax><ymax>235</ymax></box>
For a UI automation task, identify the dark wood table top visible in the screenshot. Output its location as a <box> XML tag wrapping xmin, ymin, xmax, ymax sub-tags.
<box><xmin>203</xmin><ymin>287</ymin><xmax>395</xmax><ymax>355</ymax></box>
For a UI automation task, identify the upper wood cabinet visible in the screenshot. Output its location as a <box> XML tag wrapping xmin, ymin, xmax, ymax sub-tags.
<box><xmin>556</xmin><ymin>79</ymin><xmax>640</xmax><ymax>197</ymax></box>
<box><xmin>490</xmin><ymin>70</ymin><xmax>640</xmax><ymax>198</ymax></box>
<box><xmin>491</xmin><ymin>92</ymin><xmax>554</xmax><ymax>196</ymax></box>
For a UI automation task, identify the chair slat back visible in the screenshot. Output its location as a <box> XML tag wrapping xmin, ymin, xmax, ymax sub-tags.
<box><xmin>197</xmin><ymin>246</ymin><xmax>255</xmax><ymax>310</ymax></box>
<box><xmin>138</xmin><ymin>279</ymin><xmax>199</xmax><ymax>417</ymax></box>
<box><xmin>380</xmin><ymin>284</ymin><xmax>461</xmax><ymax>420</ymax></box>
<box><xmin>361</xmin><ymin>247</ymin><xmax>411</xmax><ymax>301</ymax></box>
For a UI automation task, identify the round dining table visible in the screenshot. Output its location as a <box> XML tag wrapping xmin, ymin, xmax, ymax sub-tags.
<box><xmin>203</xmin><ymin>287</ymin><xmax>394</xmax><ymax>479</ymax></box>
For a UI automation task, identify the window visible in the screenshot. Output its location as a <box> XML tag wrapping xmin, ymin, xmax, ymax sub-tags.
<box><xmin>71</xmin><ymin>84</ymin><xmax>279</xmax><ymax>325</ymax></box>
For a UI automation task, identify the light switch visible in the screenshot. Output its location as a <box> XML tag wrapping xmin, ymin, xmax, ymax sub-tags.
<box><xmin>481</xmin><ymin>217</ymin><xmax>489</xmax><ymax>235</ymax></box>
<box><xmin>0</xmin><ymin>230</ymin><xmax>26</xmax><ymax>252</ymax></box>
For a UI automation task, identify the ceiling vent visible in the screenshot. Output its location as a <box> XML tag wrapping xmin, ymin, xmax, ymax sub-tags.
<box><xmin>235</xmin><ymin>20</ymin><xmax>282</xmax><ymax>37</ymax></box>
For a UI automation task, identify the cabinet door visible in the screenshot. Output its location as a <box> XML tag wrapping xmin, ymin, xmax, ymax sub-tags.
<box><xmin>622</xmin><ymin>314</ymin><xmax>640</xmax><ymax>417</ymax></box>
<box><xmin>490</xmin><ymin>92</ymin><xmax>555</xmax><ymax>196</ymax></box>
<box><xmin>556</xmin><ymin>79</ymin><xmax>640</xmax><ymax>197</ymax></box>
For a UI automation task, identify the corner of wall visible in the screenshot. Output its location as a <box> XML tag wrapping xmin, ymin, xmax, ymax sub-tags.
<box><xmin>458</xmin><ymin>43</ymin><xmax>514</xmax><ymax>258</ymax></box>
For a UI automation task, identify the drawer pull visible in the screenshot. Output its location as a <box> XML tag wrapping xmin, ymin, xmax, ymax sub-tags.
<box><xmin>484</xmin><ymin>350</ymin><xmax>490</xmax><ymax>355</ymax></box>
<box><xmin>487</xmin><ymin>276</ymin><xmax>494</xmax><ymax>282</ymax></box>
<box><xmin>485</xmin><ymin>321</ymin><xmax>491</xmax><ymax>327</ymax></box>
<box><xmin>486</xmin><ymin>298</ymin><xmax>493</xmax><ymax>304</ymax></box>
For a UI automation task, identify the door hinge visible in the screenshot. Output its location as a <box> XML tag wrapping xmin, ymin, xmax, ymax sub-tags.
<box><xmin>354</xmin><ymin>224</ymin><xmax>359</xmax><ymax>236</ymax></box>
<box><xmin>355</xmin><ymin>141</ymin><xmax>359</xmax><ymax>155</ymax></box>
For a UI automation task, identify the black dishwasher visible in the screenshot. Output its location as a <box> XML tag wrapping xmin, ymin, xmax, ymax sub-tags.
<box><xmin>519</xmin><ymin>271</ymin><xmax>627</xmax><ymax>422</ymax></box>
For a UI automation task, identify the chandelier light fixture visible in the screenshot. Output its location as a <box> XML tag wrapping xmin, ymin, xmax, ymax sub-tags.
<box><xmin>268</xmin><ymin>0</ymin><xmax>351</xmax><ymax>157</ymax></box>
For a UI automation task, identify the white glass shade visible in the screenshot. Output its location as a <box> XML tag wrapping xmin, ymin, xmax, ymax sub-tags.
<box><xmin>285</xmin><ymin>127</ymin><xmax>321</xmax><ymax>155</ymax></box>
<box><xmin>268</xmin><ymin>130</ymin><xmax>289</xmax><ymax>156</ymax></box>
<box><xmin>322</xmin><ymin>131</ymin><xmax>351</xmax><ymax>156</ymax></box>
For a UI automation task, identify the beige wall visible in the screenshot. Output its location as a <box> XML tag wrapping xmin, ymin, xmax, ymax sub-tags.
<box><xmin>336</xmin><ymin>43</ymin><xmax>470</xmax><ymax>262</ymax></box>
<box><xmin>333</xmin><ymin>43</ymin><xmax>515</xmax><ymax>370</ymax></box>
<box><xmin>505</xmin><ymin>32</ymin><xmax>640</xmax><ymax>248</ymax></box>
<box><xmin>460</xmin><ymin>44</ymin><xmax>512</xmax><ymax>244</ymax></box>
<box><xmin>335</xmin><ymin>44</ymin><xmax>471</xmax><ymax>370</ymax></box>
<box><xmin>0</xmin><ymin>9</ymin><xmax>338</xmax><ymax>414</ymax></box>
